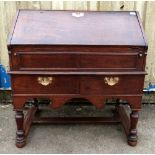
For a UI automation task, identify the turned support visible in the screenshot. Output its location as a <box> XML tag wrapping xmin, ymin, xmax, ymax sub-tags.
<box><xmin>128</xmin><ymin>110</ymin><xmax>139</xmax><ymax>146</ymax></box>
<box><xmin>15</xmin><ymin>110</ymin><xmax>26</xmax><ymax>148</ymax></box>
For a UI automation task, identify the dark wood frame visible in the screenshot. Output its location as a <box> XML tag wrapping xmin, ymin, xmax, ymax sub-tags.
<box><xmin>7</xmin><ymin>10</ymin><xmax>148</xmax><ymax>148</ymax></box>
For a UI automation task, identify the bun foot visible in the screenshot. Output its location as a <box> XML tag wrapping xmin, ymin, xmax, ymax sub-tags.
<box><xmin>16</xmin><ymin>131</ymin><xmax>26</xmax><ymax>148</ymax></box>
<box><xmin>128</xmin><ymin>139</ymin><xmax>137</xmax><ymax>146</ymax></box>
<box><xmin>16</xmin><ymin>141</ymin><xmax>26</xmax><ymax>148</ymax></box>
<box><xmin>128</xmin><ymin>134</ymin><xmax>138</xmax><ymax>146</ymax></box>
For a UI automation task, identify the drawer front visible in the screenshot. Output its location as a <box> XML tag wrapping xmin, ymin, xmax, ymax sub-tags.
<box><xmin>11</xmin><ymin>75</ymin><xmax>79</xmax><ymax>94</ymax></box>
<box><xmin>80</xmin><ymin>54</ymin><xmax>138</xmax><ymax>69</ymax></box>
<box><xmin>80</xmin><ymin>75</ymin><xmax>144</xmax><ymax>95</ymax></box>
<box><xmin>13</xmin><ymin>53</ymin><xmax>78</xmax><ymax>70</ymax></box>
<box><xmin>11</xmin><ymin>51</ymin><xmax>142</xmax><ymax>71</ymax></box>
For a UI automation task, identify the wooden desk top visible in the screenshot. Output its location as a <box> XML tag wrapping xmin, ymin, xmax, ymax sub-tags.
<box><xmin>8</xmin><ymin>10</ymin><xmax>147</xmax><ymax>47</ymax></box>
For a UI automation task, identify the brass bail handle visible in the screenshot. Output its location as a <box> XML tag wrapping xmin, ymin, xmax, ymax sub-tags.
<box><xmin>104</xmin><ymin>77</ymin><xmax>119</xmax><ymax>86</ymax></box>
<box><xmin>37</xmin><ymin>77</ymin><xmax>53</xmax><ymax>86</ymax></box>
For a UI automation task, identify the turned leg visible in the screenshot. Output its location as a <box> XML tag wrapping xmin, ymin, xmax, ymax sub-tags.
<box><xmin>15</xmin><ymin>110</ymin><xmax>26</xmax><ymax>148</ymax></box>
<box><xmin>128</xmin><ymin>110</ymin><xmax>139</xmax><ymax>146</ymax></box>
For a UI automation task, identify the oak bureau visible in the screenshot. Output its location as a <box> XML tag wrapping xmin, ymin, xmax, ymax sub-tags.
<box><xmin>7</xmin><ymin>10</ymin><xmax>148</xmax><ymax>148</ymax></box>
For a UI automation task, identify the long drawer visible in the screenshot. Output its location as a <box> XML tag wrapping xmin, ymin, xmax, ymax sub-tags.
<box><xmin>11</xmin><ymin>74</ymin><xmax>144</xmax><ymax>95</ymax></box>
<box><xmin>10</xmin><ymin>51</ymin><xmax>143</xmax><ymax>71</ymax></box>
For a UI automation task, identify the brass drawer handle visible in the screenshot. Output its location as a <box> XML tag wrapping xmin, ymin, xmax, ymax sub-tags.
<box><xmin>37</xmin><ymin>77</ymin><xmax>53</xmax><ymax>86</ymax></box>
<box><xmin>104</xmin><ymin>77</ymin><xmax>119</xmax><ymax>86</ymax></box>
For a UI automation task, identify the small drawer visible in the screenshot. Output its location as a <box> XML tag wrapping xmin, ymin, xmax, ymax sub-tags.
<box><xmin>11</xmin><ymin>75</ymin><xmax>79</xmax><ymax>94</ymax></box>
<box><xmin>80</xmin><ymin>75</ymin><xmax>144</xmax><ymax>95</ymax></box>
<box><xmin>12</xmin><ymin>52</ymin><xmax>78</xmax><ymax>70</ymax></box>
